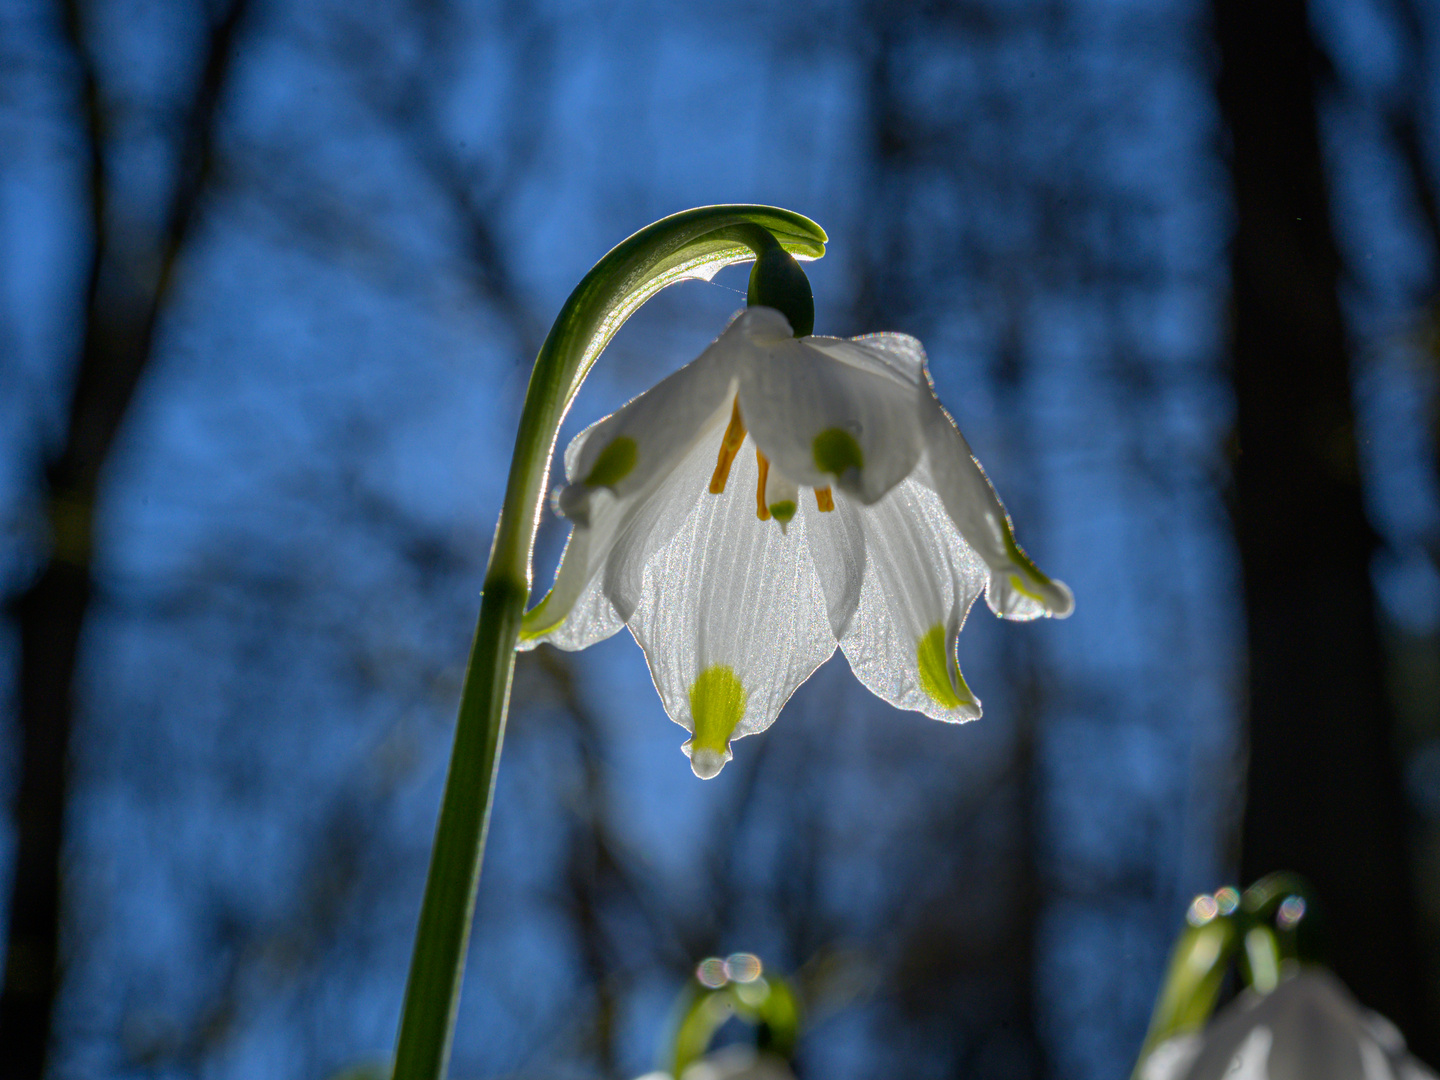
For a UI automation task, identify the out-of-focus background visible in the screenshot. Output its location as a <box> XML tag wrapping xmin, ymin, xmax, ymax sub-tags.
<box><xmin>2</xmin><ymin>0</ymin><xmax>1439</xmax><ymax>1076</ymax></box>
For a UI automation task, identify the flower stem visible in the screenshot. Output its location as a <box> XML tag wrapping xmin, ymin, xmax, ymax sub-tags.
<box><xmin>390</xmin><ymin>206</ymin><xmax>825</xmax><ymax>1080</ymax></box>
<box><xmin>390</xmin><ymin>576</ymin><xmax>523</xmax><ymax>1080</ymax></box>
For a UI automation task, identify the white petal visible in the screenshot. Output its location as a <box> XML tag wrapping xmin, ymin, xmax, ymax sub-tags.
<box><xmin>736</xmin><ymin>324</ymin><xmax>925</xmax><ymax>506</ymax></box>
<box><xmin>805</xmin><ymin>490</ymin><xmax>866</xmax><ymax>638</ymax></box>
<box><xmin>601</xmin><ymin>416</ymin><xmax>728</xmax><ymax>623</ymax></box>
<box><xmin>1359</xmin><ymin>1038</ymin><xmax>1401</xmax><ymax>1080</ymax></box>
<box><xmin>558</xmin><ymin>321</ymin><xmax>740</xmax><ymax>524</ymax></box>
<box><xmin>1180</xmin><ymin>971</ymin><xmax>1403</xmax><ymax>1080</ymax></box>
<box><xmin>681</xmin><ymin>1048</ymin><xmax>797</xmax><ymax>1080</ymax></box>
<box><xmin>517</xmin><ymin>495</ymin><xmax>625</xmax><ymax>651</ymax></box>
<box><xmin>921</xmin><ymin>398</ymin><xmax>1074</xmax><ymax>620</ymax></box>
<box><xmin>624</xmin><ymin>440</ymin><xmax>836</xmax><ymax>777</ymax></box>
<box><xmin>522</xmin><ymin>394</ymin><xmax>734</xmax><ymax>649</ymax></box>
<box><xmin>833</xmin><ymin>472</ymin><xmax>987</xmax><ymax>722</ymax></box>
<box><xmin>816</xmin><ymin>331</ymin><xmax>929</xmax><ymax>387</ymax></box>
<box><xmin>1223</xmin><ymin>1027</ymin><xmax>1274</xmax><ymax>1080</ymax></box>
<box><xmin>1136</xmin><ymin>1036</ymin><xmax>1203</xmax><ymax>1080</ymax></box>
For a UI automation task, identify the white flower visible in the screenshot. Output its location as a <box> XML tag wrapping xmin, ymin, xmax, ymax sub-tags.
<box><xmin>519</xmin><ymin>306</ymin><xmax>1072</xmax><ymax>777</ymax></box>
<box><xmin>1138</xmin><ymin>968</ymin><xmax>1437</xmax><ymax>1080</ymax></box>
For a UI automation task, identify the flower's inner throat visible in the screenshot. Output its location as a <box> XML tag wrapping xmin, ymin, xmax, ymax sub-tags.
<box><xmin>708</xmin><ymin>399</ymin><xmax>833</xmax><ymax>520</ymax></box>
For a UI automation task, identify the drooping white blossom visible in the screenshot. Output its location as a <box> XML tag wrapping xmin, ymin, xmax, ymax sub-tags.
<box><xmin>1139</xmin><ymin>967</ymin><xmax>1438</xmax><ymax>1080</ymax></box>
<box><xmin>520</xmin><ymin>307</ymin><xmax>1072</xmax><ymax>776</ymax></box>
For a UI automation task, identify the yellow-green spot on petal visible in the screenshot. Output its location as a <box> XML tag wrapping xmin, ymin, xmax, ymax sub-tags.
<box><xmin>917</xmin><ymin>624</ymin><xmax>971</xmax><ymax>710</ymax></box>
<box><xmin>583</xmin><ymin>435</ymin><xmax>638</xmax><ymax>487</ymax></box>
<box><xmin>1009</xmin><ymin>572</ymin><xmax>1047</xmax><ymax>605</ymax></box>
<box><xmin>519</xmin><ymin>589</ymin><xmax>557</xmax><ymax>640</ymax></box>
<box><xmin>812</xmin><ymin>428</ymin><xmax>864</xmax><ymax>477</ymax></box>
<box><xmin>519</xmin><ymin>605</ymin><xmax>548</xmax><ymax>640</ymax></box>
<box><xmin>1003</xmin><ymin>526</ymin><xmax>1054</xmax><ymax>587</ymax></box>
<box><xmin>688</xmin><ymin>664</ymin><xmax>746</xmax><ymax>778</ymax></box>
<box><xmin>768</xmin><ymin>500</ymin><xmax>796</xmax><ymax>524</ymax></box>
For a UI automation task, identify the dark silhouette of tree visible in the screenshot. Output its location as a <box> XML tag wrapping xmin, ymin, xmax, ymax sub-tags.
<box><xmin>1214</xmin><ymin>0</ymin><xmax>1436</xmax><ymax>1055</ymax></box>
<box><xmin>0</xmin><ymin>1</ymin><xmax>250</xmax><ymax>1075</ymax></box>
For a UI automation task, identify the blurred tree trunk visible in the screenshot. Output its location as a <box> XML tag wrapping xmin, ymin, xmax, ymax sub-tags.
<box><xmin>857</xmin><ymin>8</ymin><xmax>1050</xmax><ymax>1074</ymax></box>
<box><xmin>0</xmin><ymin>3</ymin><xmax>246</xmax><ymax>1076</ymax></box>
<box><xmin>1214</xmin><ymin>0</ymin><xmax>1436</xmax><ymax>1055</ymax></box>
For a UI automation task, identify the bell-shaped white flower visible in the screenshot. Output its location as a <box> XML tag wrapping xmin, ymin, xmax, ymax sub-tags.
<box><xmin>519</xmin><ymin>306</ymin><xmax>1072</xmax><ymax>777</ymax></box>
<box><xmin>1139</xmin><ymin>967</ymin><xmax>1437</xmax><ymax>1080</ymax></box>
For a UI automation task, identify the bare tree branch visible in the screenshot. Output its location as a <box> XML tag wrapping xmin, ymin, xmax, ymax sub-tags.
<box><xmin>1</xmin><ymin>1</ymin><xmax>252</xmax><ymax>1074</ymax></box>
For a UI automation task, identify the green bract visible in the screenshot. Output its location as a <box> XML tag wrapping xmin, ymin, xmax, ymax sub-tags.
<box><xmin>669</xmin><ymin>956</ymin><xmax>800</xmax><ymax>1079</ymax></box>
<box><xmin>746</xmin><ymin>236</ymin><xmax>814</xmax><ymax>337</ymax></box>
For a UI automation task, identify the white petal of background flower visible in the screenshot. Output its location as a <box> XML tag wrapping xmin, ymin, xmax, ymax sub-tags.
<box><xmin>1226</xmin><ymin>1027</ymin><xmax>1275</xmax><ymax>1080</ymax></box>
<box><xmin>626</xmin><ymin>440</ymin><xmax>836</xmax><ymax>775</ymax></box>
<box><xmin>1138</xmin><ymin>1034</ymin><xmax>1202</xmax><ymax>1080</ymax></box>
<box><xmin>1149</xmin><ymin>970</ymin><xmax>1440</xmax><ymax>1080</ymax></box>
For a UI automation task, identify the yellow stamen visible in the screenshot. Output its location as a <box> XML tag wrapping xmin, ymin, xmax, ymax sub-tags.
<box><xmin>709</xmin><ymin>399</ymin><xmax>748</xmax><ymax>494</ymax></box>
<box><xmin>755</xmin><ymin>450</ymin><xmax>771</xmax><ymax>520</ymax></box>
<box><xmin>814</xmin><ymin>486</ymin><xmax>835</xmax><ymax>512</ymax></box>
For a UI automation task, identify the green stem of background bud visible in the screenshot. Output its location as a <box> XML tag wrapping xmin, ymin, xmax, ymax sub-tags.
<box><xmin>670</xmin><ymin>975</ymin><xmax>801</xmax><ymax>1077</ymax></box>
<box><xmin>1130</xmin><ymin>912</ymin><xmax>1239</xmax><ymax>1079</ymax></box>
<box><xmin>390</xmin><ymin>207</ymin><xmax>825</xmax><ymax>1080</ymax></box>
<box><xmin>1238</xmin><ymin>871</ymin><xmax>1322</xmax><ymax>982</ymax></box>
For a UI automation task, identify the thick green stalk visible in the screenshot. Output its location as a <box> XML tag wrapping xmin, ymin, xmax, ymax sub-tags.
<box><xmin>391</xmin><ymin>206</ymin><xmax>826</xmax><ymax>1080</ymax></box>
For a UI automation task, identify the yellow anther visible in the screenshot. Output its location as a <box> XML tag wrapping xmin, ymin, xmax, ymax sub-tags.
<box><xmin>755</xmin><ymin>450</ymin><xmax>771</xmax><ymax>520</ymax></box>
<box><xmin>814</xmin><ymin>486</ymin><xmax>835</xmax><ymax>512</ymax></box>
<box><xmin>709</xmin><ymin>399</ymin><xmax>748</xmax><ymax>494</ymax></box>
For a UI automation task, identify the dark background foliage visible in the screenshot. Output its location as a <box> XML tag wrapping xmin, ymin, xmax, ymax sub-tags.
<box><xmin>2</xmin><ymin>0</ymin><xmax>1438</xmax><ymax>1077</ymax></box>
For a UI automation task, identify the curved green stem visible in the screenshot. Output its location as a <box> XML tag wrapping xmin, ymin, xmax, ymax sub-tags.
<box><xmin>390</xmin><ymin>206</ymin><xmax>826</xmax><ymax>1080</ymax></box>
